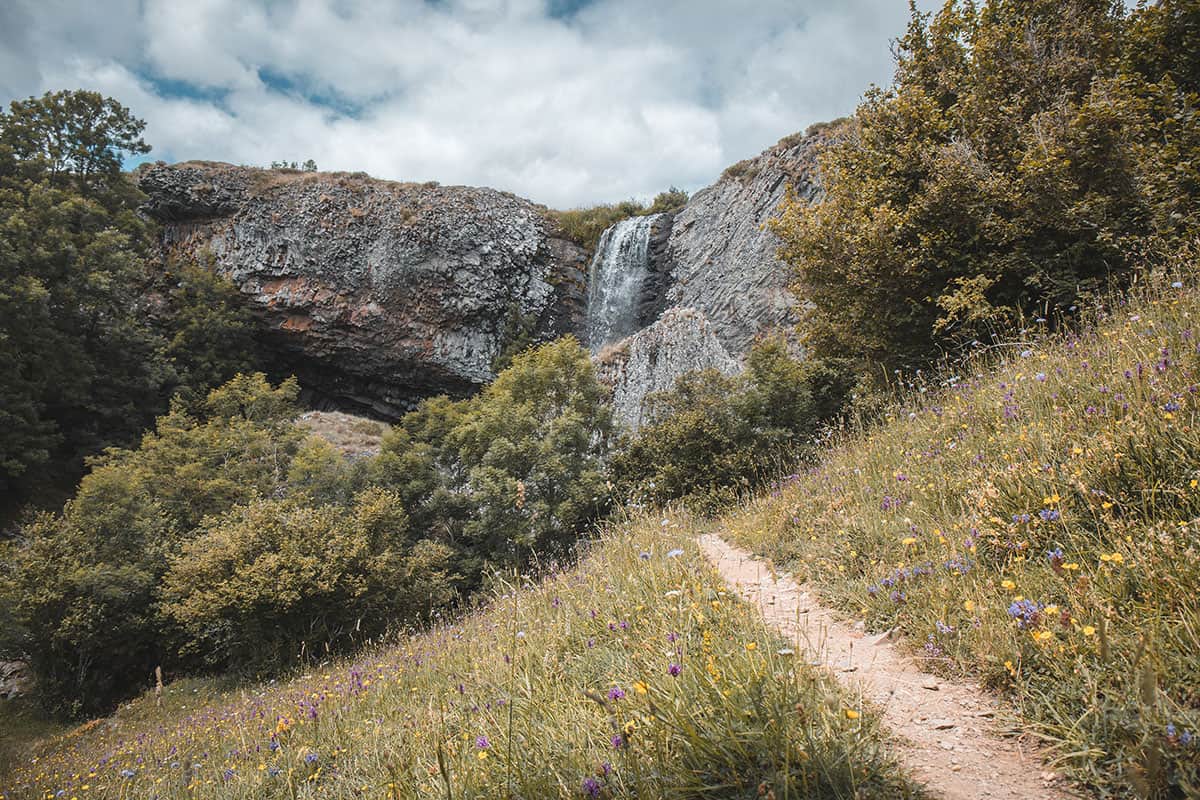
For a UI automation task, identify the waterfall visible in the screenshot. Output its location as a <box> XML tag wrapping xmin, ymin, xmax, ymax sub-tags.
<box><xmin>585</xmin><ymin>213</ymin><xmax>660</xmax><ymax>351</ymax></box>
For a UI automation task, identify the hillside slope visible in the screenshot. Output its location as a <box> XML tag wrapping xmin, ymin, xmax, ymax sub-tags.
<box><xmin>723</xmin><ymin>277</ymin><xmax>1200</xmax><ymax>796</ymax></box>
<box><xmin>0</xmin><ymin>518</ymin><xmax>917</xmax><ymax>800</ymax></box>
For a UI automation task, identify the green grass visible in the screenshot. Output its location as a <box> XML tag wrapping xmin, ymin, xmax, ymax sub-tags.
<box><xmin>0</xmin><ymin>514</ymin><xmax>919</xmax><ymax>800</ymax></box>
<box><xmin>0</xmin><ymin>701</ymin><xmax>66</xmax><ymax>780</ymax></box>
<box><xmin>722</xmin><ymin>277</ymin><xmax>1200</xmax><ymax>798</ymax></box>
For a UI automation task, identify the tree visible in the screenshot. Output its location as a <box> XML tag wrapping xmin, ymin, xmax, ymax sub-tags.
<box><xmin>0</xmin><ymin>375</ymin><xmax>304</xmax><ymax>713</ymax></box>
<box><xmin>0</xmin><ymin>90</ymin><xmax>149</xmax><ymax>191</ymax></box>
<box><xmin>0</xmin><ymin>94</ymin><xmax>162</xmax><ymax>516</ymax></box>
<box><xmin>772</xmin><ymin>0</ymin><xmax>1200</xmax><ymax>374</ymax></box>
<box><xmin>374</xmin><ymin>337</ymin><xmax>613</xmax><ymax>577</ymax></box>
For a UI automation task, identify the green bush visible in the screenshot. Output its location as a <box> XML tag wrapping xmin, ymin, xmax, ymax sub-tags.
<box><xmin>160</xmin><ymin>489</ymin><xmax>455</xmax><ymax>672</ymax></box>
<box><xmin>373</xmin><ymin>336</ymin><xmax>613</xmax><ymax>577</ymax></box>
<box><xmin>611</xmin><ymin>338</ymin><xmax>851</xmax><ymax>511</ymax></box>
<box><xmin>0</xmin><ymin>375</ymin><xmax>303</xmax><ymax>714</ymax></box>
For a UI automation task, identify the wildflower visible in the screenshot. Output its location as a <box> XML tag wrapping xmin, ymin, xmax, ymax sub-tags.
<box><xmin>1039</xmin><ymin>509</ymin><xmax>1060</xmax><ymax>522</ymax></box>
<box><xmin>902</xmin><ymin>536</ymin><xmax>917</xmax><ymax>546</ymax></box>
<box><xmin>1035</xmin><ymin>372</ymin><xmax>1047</xmax><ymax>382</ymax></box>
<box><xmin>1001</xmin><ymin>579</ymin><xmax>1016</xmax><ymax>590</ymax></box>
<box><xmin>667</xmin><ymin>663</ymin><xmax>682</xmax><ymax>677</ymax></box>
<box><xmin>304</xmin><ymin>753</ymin><xmax>318</xmax><ymax>765</ymax></box>
<box><xmin>476</xmin><ymin>736</ymin><xmax>490</xmax><ymax>750</ymax></box>
<box><xmin>1172</xmin><ymin>281</ymin><xmax>1184</xmax><ymax>289</ymax></box>
<box><xmin>666</xmin><ymin>548</ymin><xmax>684</xmax><ymax>558</ymax></box>
<box><xmin>963</xmin><ymin>600</ymin><xmax>976</xmax><ymax>612</ymax></box>
<box><xmin>633</xmin><ymin>681</ymin><xmax>648</xmax><ymax>695</ymax></box>
<box><xmin>745</xmin><ymin>642</ymin><xmax>757</xmax><ymax>651</ymax></box>
<box><xmin>1100</xmin><ymin>552</ymin><xmax>1124</xmax><ymax>564</ymax></box>
<box><xmin>845</xmin><ymin>709</ymin><xmax>860</xmax><ymax>720</ymax></box>
<box><xmin>1082</xmin><ymin>625</ymin><xmax>1096</xmax><ymax>636</ymax></box>
<box><xmin>1007</xmin><ymin>599</ymin><xmax>1043</xmax><ymax>629</ymax></box>
<box><xmin>582</xmin><ymin>777</ymin><xmax>602</xmax><ymax>798</ymax></box>
<box><xmin>607</xmin><ymin>686</ymin><xmax>626</xmax><ymax>701</ymax></box>
<box><xmin>639</xmin><ymin>552</ymin><xmax>651</xmax><ymax>561</ymax></box>
<box><xmin>120</xmin><ymin>769</ymin><xmax>136</xmax><ymax>779</ymax></box>
<box><xmin>611</xmin><ymin>734</ymin><xmax>625</xmax><ymax>749</ymax></box>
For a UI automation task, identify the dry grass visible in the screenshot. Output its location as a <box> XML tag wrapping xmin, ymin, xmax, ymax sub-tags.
<box><xmin>296</xmin><ymin>411</ymin><xmax>388</xmax><ymax>457</ymax></box>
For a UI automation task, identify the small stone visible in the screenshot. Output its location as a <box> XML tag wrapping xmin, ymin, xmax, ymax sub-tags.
<box><xmin>929</xmin><ymin>719</ymin><xmax>956</xmax><ymax>730</ymax></box>
<box><xmin>921</xmin><ymin>677</ymin><xmax>940</xmax><ymax>691</ymax></box>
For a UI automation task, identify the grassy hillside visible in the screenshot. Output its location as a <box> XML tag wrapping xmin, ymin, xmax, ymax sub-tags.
<box><xmin>0</xmin><ymin>516</ymin><xmax>918</xmax><ymax>800</ymax></box>
<box><xmin>723</xmin><ymin>277</ymin><xmax>1200</xmax><ymax>796</ymax></box>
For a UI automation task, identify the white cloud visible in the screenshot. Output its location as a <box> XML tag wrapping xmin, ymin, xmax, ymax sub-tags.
<box><xmin>1</xmin><ymin>0</ymin><xmax>939</xmax><ymax>207</ymax></box>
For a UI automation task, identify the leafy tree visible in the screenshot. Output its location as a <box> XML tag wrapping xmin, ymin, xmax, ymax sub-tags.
<box><xmin>772</xmin><ymin>0</ymin><xmax>1200</xmax><ymax>373</ymax></box>
<box><xmin>0</xmin><ymin>90</ymin><xmax>149</xmax><ymax>191</ymax></box>
<box><xmin>0</xmin><ymin>375</ymin><xmax>303</xmax><ymax>713</ymax></box>
<box><xmin>374</xmin><ymin>337</ymin><xmax>613</xmax><ymax>577</ymax></box>
<box><xmin>0</xmin><ymin>94</ymin><xmax>162</xmax><ymax>514</ymax></box>
<box><xmin>148</xmin><ymin>252</ymin><xmax>264</xmax><ymax>410</ymax></box>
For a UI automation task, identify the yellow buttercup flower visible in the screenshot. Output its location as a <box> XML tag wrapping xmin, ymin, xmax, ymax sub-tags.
<box><xmin>1001</xmin><ymin>579</ymin><xmax>1016</xmax><ymax>590</ymax></box>
<box><xmin>844</xmin><ymin>709</ymin><xmax>860</xmax><ymax>720</ymax></box>
<box><xmin>963</xmin><ymin>600</ymin><xmax>976</xmax><ymax>612</ymax></box>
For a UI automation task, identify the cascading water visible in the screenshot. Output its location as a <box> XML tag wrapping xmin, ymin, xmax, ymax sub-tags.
<box><xmin>585</xmin><ymin>213</ymin><xmax>660</xmax><ymax>351</ymax></box>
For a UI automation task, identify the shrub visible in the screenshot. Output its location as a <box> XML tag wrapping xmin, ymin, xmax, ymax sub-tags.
<box><xmin>0</xmin><ymin>375</ymin><xmax>304</xmax><ymax>714</ymax></box>
<box><xmin>611</xmin><ymin>338</ymin><xmax>851</xmax><ymax>511</ymax></box>
<box><xmin>550</xmin><ymin>187</ymin><xmax>687</xmax><ymax>252</ymax></box>
<box><xmin>160</xmin><ymin>489</ymin><xmax>455</xmax><ymax>672</ymax></box>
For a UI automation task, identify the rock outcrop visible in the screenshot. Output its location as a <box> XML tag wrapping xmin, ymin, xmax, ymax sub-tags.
<box><xmin>598</xmin><ymin>125</ymin><xmax>836</xmax><ymax>430</ymax></box>
<box><xmin>663</xmin><ymin>128</ymin><xmax>831</xmax><ymax>355</ymax></box>
<box><xmin>594</xmin><ymin>308</ymin><xmax>738</xmax><ymax>431</ymax></box>
<box><xmin>137</xmin><ymin>162</ymin><xmax>587</xmax><ymax>417</ymax></box>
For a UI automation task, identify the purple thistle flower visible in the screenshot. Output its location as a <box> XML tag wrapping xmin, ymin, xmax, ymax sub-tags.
<box><xmin>582</xmin><ymin>777</ymin><xmax>601</xmax><ymax>798</ymax></box>
<box><xmin>668</xmin><ymin>663</ymin><xmax>682</xmax><ymax>677</ymax></box>
<box><xmin>607</xmin><ymin>686</ymin><xmax>625</xmax><ymax>701</ymax></box>
<box><xmin>611</xmin><ymin>734</ymin><xmax>625</xmax><ymax>749</ymax></box>
<box><xmin>476</xmin><ymin>735</ymin><xmax>490</xmax><ymax>749</ymax></box>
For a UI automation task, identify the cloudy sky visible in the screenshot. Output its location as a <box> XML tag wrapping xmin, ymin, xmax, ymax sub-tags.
<box><xmin>0</xmin><ymin>0</ymin><xmax>936</xmax><ymax>207</ymax></box>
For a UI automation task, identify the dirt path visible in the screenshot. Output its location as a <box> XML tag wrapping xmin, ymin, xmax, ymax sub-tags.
<box><xmin>699</xmin><ymin>534</ymin><xmax>1077</xmax><ymax>800</ymax></box>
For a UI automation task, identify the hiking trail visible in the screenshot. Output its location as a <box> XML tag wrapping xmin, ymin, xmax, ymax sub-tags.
<box><xmin>699</xmin><ymin>534</ymin><xmax>1078</xmax><ymax>800</ymax></box>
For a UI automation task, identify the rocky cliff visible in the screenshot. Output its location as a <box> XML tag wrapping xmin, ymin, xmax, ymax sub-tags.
<box><xmin>137</xmin><ymin>162</ymin><xmax>587</xmax><ymax>417</ymax></box>
<box><xmin>599</xmin><ymin>125</ymin><xmax>835</xmax><ymax>430</ymax></box>
<box><xmin>594</xmin><ymin>308</ymin><xmax>738</xmax><ymax>431</ymax></box>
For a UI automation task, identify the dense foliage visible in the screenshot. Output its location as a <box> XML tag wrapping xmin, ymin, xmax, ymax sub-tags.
<box><xmin>372</xmin><ymin>336</ymin><xmax>613</xmax><ymax>579</ymax></box>
<box><xmin>611</xmin><ymin>338</ymin><xmax>851</xmax><ymax>511</ymax></box>
<box><xmin>0</xmin><ymin>91</ymin><xmax>263</xmax><ymax>521</ymax></box>
<box><xmin>773</xmin><ymin>0</ymin><xmax>1200</xmax><ymax>374</ymax></box>
<box><xmin>0</xmin><ymin>375</ymin><xmax>308</xmax><ymax>713</ymax></box>
<box><xmin>0</xmin><ymin>337</ymin><xmax>612</xmax><ymax>715</ymax></box>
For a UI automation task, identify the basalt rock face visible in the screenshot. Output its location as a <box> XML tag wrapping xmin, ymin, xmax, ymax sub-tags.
<box><xmin>137</xmin><ymin>162</ymin><xmax>588</xmax><ymax>417</ymax></box>
<box><xmin>594</xmin><ymin>308</ymin><xmax>738</xmax><ymax>432</ymax></box>
<box><xmin>662</xmin><ymin>128</ymin><xmax>831</xmax><ymax>355</ymax></box>
<box><xmin>599</xmin><ymin>126</ymin><xmax>834</xmax><ymax>430</ymax></box>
